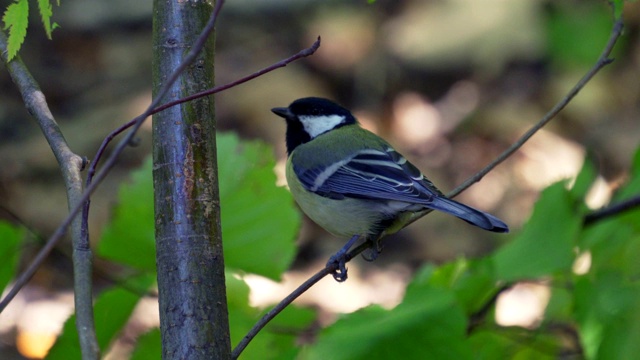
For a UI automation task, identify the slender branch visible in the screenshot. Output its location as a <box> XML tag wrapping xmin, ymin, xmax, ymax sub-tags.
<box><xmin>231</xmin><ymin>16</ymin><xmax>625</xmax><ymax>359</ymax></box>
<box><xmin>84</xmin><ymin>36</ymin><xmax>322</xmax><ymax>190</ymax></box>
<box><xmin>447</xmin><ymin>18</ymin><xmax>623</xmax><ymax>199</ymax></box>
<box><xmin>584</xmin><ymin>194</ymin><xmax>640</xmax><ymax>225</ymax></box>
<box><xmin>231</xmin><ymin>266</ymin><xmax>337</xmax><ymax>359</ymax></box>
<box><xmin>153</xmin><ymin>36</ymin><xmax>321</xmax><ymax>114</ymax></box>
<box><xmin>0</xmin><ymin>29</ymin><xmax>99</xmax><ymax>358</ymax></box>
<box><xmin>0</xmin><ymin>0</ymin><xmax>226</xmax><ymax>315</ymax></box>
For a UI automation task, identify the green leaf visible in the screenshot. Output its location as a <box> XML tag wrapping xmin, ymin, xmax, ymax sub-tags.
<box><xmin>304</xmin><ymin>282</ymin><xmax>471</xmax><ymax>360</ymax></box>
<box><xmin>2</xmin><ymin>0</ymin><xmax>29</xmax><ymax>60</ymax></box>
<box><xmin>493</xmin><ymin>181</ymin><xmax>581</xmax><ymax>281</ymax></box>
<box><xmin>37</xmin><ymin>0</ymin><xmax>56</xmax><ymax>39</ymax></box>
<box><xmin>218</xmin><ymin>133</ymin><xmax>299</xmax><ymax>280</ymax></box>
<box><xmin>574</xmin><ymin>272</ymin><xmax>640</xmax><ymax>359</ymax></box>
<box><xmin>97</xmin><ymin>133</ymin><xmax>300</xmax><ymax>279</ymax></box>
<box><xmin>47</xmin><ymin>275</ymin><xmax>155</xmax><ymax>359</ymax></box>
<box><xmin>0</xmin><ymin>221</ymin><xmax>25</xmax><ymax>294</ymax></box>
<box><xmin>468</xmin><ymin>330</ymin><xmax>559</xmax><ymax>360</ymax></box>
<box><xmin>570</xmin><ymin>157</ymin><xmax>597</xmax><ymax>200</ymax></box>
<box><xmin>418</xmin><ymin>258</ymin><xmax>497</xmax><ymax>315</ymax></box>
<box><xmin>98</xmin><ymin>158</ymin><xmax>156</xmax><ymax>272</ymax></box>
<box><xmin>131</xmin><ymin>328</ymin><xmax>162</xmax><ymax>360</ymax></box>
<box><xmin>226</xmin><ymin>274</ymin><xmax>313</xmax><ymax>360</ymax></box>
<box><xmin>545</xmin><ymin>2</ymin><xmax>614</xmax><ymax>68</ymax></box>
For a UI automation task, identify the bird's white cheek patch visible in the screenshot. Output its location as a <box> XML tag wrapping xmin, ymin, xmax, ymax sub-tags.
<box><xmin>299</xmin><ymin>115</ymin><xmax>345</xmax><ymax>138</ymax></box>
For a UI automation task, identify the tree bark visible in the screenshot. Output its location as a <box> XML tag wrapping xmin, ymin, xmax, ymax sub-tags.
<box><xmin>151</xmin><ymin>1</ymin><xmax>230</xmax><ymax>358</ymax></box>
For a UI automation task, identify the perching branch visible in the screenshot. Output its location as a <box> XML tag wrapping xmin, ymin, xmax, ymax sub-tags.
<box><xmin>231</xmin><ymin>15</ymin><xmax>625</xmax><ymax>360</ymax></box>
<box><xmin>0</xmin><ymin>29</ymin><xmax>100</xmax><ymax>359</ymax></box>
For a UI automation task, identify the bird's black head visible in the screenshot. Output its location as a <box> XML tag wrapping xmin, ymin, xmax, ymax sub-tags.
<box><xmin>272</xmin><ymin>97</ymin><xmax>357</xmax><ymax>155</ymax></box>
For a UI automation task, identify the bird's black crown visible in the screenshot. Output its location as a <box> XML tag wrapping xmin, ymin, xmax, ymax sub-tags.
<box><xmin>272</xmin><ymin>97</ymin><xmax>357</xmax><ymax>155</ymax></box>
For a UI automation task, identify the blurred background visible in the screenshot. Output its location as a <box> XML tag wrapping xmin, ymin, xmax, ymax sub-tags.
<box><xmin>0</xmin><ymin>0</ymin><xmax>639</xmax><ymax>358</ymax></box>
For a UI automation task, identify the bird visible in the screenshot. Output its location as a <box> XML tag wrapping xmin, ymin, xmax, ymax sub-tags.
<box><xmin>272</xmin><ymin>97</ymin><xmax>508</xmax><ymax>282</ymax></box>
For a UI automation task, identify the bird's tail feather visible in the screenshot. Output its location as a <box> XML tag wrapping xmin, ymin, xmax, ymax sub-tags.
<box><xmin>429</xmin><ymin>197</ymin><xmax>509</xmax><ymax>233</ymax></box>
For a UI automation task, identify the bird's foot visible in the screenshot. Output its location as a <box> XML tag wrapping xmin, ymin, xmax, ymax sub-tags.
<box><xmin>326</xmin><ymin>253</ymin><xmax>349</xmax><ymax>282</ymax></box>
<box><xmin>326</xmin><ymin>235</ymin><xmax>360</xmax><ymax>282</ymax></box>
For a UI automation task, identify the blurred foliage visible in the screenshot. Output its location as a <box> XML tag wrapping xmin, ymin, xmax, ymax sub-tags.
<box><xmin>298</xmin><ymin>145</ymin><xmax>640</xmax><ymax>359</ymax></box>
<box><xmin>545</xmin><ymin>1</ymin><xmax>621</xmax><ymax>69</ymax></box>
<box><xmin>21</xmin><ymin>139</ymin><xmax>635</xmax><ymax>359</ymax></box>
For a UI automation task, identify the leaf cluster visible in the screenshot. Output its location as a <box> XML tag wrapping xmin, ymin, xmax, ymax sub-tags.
<box><xmin>2</xmin><ymin>0</ymin><xmax>59</xmax><ymax>60</ymax></box>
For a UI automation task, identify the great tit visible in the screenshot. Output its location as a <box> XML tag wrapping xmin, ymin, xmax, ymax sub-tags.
<box><xmin>272</xmin><ymin>97</ymin><xmax>508</xmax><ymax>281</ymax></box>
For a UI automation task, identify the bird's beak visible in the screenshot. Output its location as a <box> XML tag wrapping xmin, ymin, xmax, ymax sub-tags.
<box><xmin>271</xmin><ymin>107</ymin><xmax>292</xmax><ymax>119</ymax></box>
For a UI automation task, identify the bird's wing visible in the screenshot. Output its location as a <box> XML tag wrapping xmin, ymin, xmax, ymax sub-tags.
<box><xmin>294</xmin><ymin>147</ymin><xmax>443</xmax><ymax>203</ymax></box>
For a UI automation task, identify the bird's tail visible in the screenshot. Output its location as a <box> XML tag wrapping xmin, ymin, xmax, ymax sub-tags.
<box><xmin>429</xmin><ymin>196</ymin><xmax>509</xmax><ymax>233</ymax></box>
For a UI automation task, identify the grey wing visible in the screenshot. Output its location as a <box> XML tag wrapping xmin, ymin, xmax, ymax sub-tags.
<box><xmin>294</xmin><ymin>148</ymin><xmax>441</xmax><ymax>203</ymax></box>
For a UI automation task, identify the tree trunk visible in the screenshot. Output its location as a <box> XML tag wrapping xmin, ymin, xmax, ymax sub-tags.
<box><xmin>151</xmin><ymin>1</ymin><xmax>231</xmax><ymax>358</ymax></box>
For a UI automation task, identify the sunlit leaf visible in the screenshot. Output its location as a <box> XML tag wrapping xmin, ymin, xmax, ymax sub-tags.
<box><xmin>2</xmin><ymin>0</ymin><xmax>29</xmax><ymax>60</ymax></box>
<box><xmin>305</xmin><ymin>281</ymin><xmax>471</xmax><ymax>360</ymax></box>
<box><xmin>218</xmin><ymin>133</ymin><xmax>299</xmax><ymax>280</ymax></box>
<box><xmin>493</xmin><ymin>182</ymin><xmax>581</xmax><ymax>280</ymax></box>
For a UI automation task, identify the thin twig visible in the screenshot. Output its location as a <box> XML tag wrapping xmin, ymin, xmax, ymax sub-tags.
<box><xmin>153</xmin><ymin>36</ymin><xmax>321</xmax><ymax>114</ymax></box>
<box><xmin>231</xmin><ymin>16</ymin><xmax>625</xmax><ymax>359</ymax></box>
<box><xmin>0</xmin><ymin>0</ymin><xmax>226</xmax><ymax>315</ymax></box>
<box><xmin>231</xmin><ymin>266</ymin><xmax>336</xmax><ymax>359</ymax></box>
<box><xmin>448</xmin><ymin>18</ymin><xmax>623</xmax><ymax>199</ymax></box>
<box><xmin>85</xmin><ymin>36</ymin><xmax>321</xmax><ymax>194</ymax></box>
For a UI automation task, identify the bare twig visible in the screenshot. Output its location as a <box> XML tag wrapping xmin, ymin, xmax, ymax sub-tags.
<box><xmin>0</xmin><ymin>0</ymin><xmax>225</xmax><ymax>324</ymax></box>
<box><xmin>231</xmin><ymin>16</ymin><xmax>625</xmax><ymax>359</ymax></box>
<box><xmin>84</xmin><ymin>36</ymin><xmax>321</xmax><ymax>196</ymax></box>
<box><xmin>231</xmin><ymin>266</ymin><xmax>336</xmax><ymax>359</ymax></box>
<box><xmin>447</xmin><ymin>18</ymin><xmax>623</xmax><ymax>199</ymax></box>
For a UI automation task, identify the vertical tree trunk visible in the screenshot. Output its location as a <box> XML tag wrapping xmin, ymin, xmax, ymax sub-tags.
<box><xmin>151</xmin><ymin>1</ymin><xmax>231</xmax><ymax>358</ymax></box>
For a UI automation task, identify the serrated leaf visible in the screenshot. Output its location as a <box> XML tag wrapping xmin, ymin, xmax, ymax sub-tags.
<box><xmin>98</xmin><ymin>133</ymin><xmax>299</xmax><ymax>280</ymax></box>
<box><xmin>493</xmin><ymin>182</ymin><xmax>581</xmax><ymax>281</ymax></box>
<box><xmin>0</xmin><ymin>221</ymin><xmax>25</xmax><ymax>294</ymax></box>
<box><xmin>2</xmin><ymin>0</ymin><xmax>29</xmax><ymax>60</ymax></box>
<box><xmin>218</xmin><ymin>133</ymin><xmax>299</xmax><ymax>280</ymax></box>
<box><xmin>37</xmin><ymin>0</ymin><xmax>55</xmax><ymax>39</ymax></box>
<box><xmin>305</xmin><ymin>284</ymin><xmax>471</xmax><ymax>360</ymax></box>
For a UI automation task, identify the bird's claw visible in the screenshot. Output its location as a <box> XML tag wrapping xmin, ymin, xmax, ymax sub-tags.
<box><xmin>327</xmin><ymin>253</ymin><xmax>349</xmax><ymax>282</ymax></box>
